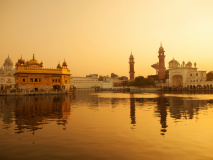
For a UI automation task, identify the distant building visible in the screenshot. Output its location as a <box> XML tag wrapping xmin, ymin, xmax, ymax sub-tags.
<box><xmin>168</xmin><ymin>59</ymin><xmax>206</xmax><ymax>88</ymax></box>
<box><xmin>70</xmin><ymin>73</ymin><xmax>128</xmax><ymax>89</ymax></box>
<box><xmin>150</xmin><ymin>44</ymin><xmax>212</xmax><ymax>89</ymax></box>
<box><xmin>129</xmin><ymin>52</ymin><xmax>135</xmax><ymax>81</ymax></box>
<box><xmin>103</xmin><ymin>74</ymin><xmax>128</xmax><ymax>87</ymax></box>
<box><xmin>111</xmin><ymin>73</ymin><xmax>118</xmax><ymax>78</ymax></box>
<box><xmin>96</xmin><ymin>81</ymin><xmax>113</xmax><ymax>89</ymax></box>
<box><xmin>0</xmin><ymin>56</ymin><xmax>15</xmax><ymax>89</ymax></box>
<box><xmin>15</xmin><ymin>54</ymin><xmax>70</xmax><ymax>91</ymax></box>
<box><xmin>70</xmin><ymin>74</ymin><xmax>99</xmax><ymax>89</ymax></box>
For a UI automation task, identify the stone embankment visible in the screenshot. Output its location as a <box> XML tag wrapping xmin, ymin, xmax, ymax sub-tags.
<box><xmin>0</xmin><ymin>90</ymin><xmax>73</xmax><ymax>96</ymax></box>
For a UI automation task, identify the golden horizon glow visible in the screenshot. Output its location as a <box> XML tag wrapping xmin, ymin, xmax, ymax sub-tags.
<box><xmin>1</xmin><ymin>0</ymin><xmax>213</xmax><ymax>78</ymax></box>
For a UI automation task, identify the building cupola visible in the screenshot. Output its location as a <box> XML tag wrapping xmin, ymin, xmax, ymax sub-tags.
<box><xmin>62</xmin><ymin>59</ymin><xmax>67</xmax><ymax>68</ymax></box>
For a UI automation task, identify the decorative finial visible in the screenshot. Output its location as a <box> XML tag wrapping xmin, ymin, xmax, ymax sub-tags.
<box><xmin>33</xmin><ymin>54</ymin><xmax>35</xmax><ymax>60</ymax></box>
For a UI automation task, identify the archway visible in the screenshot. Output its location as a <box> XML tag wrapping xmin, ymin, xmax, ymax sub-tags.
<box><xmin>172</xmin><ymin>75</ymin><xmax>183</xmax><ymax>87</ymax></box>
<box><xmin>53</xmin><ymin>85</ymin><xmax>61</xmax><ymax>91</ymax></box>
<box><xmin>197</xmin><ymin>85</ymin><xmax>202</xmax><ymax>89</ymax></box>
<box><xmin>207</xmin><ymin>85</ymin><xmax>210</xmax><ymax>89</ymax></box>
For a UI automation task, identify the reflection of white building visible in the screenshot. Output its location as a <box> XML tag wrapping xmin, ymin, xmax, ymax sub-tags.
<box><xmin>168</xmin><ymin>59</ymin><xmax>206</xmax><ymax>88</ymax></box>
<box><xmin>0</xmin><ymin>56</ymin><xmax>15</xmax><ymax>88</ymax></box>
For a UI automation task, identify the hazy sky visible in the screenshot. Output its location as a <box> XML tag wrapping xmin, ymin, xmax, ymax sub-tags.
<box><xmin>1</xmin><ymin>0</ymin><xmax>213</xmax><ymax>77</ymax></box>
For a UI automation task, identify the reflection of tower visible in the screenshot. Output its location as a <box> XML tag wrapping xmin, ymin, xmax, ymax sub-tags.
<box><xmin>129</xmin><ymin>52</ymin><xmax>135</xmax><ymax>81</ymax></box>
<box><xmin>158</xmin><ymin>43</ymin><xmax>166</xmax><ymax>79</ymax></box>
<box><xmin>157</xmin><ymin>95</ymin><xmax>167</xmax><ymax>136</ymax></box>
<box><xmin>130</xmin><ymin>97</ymin><xmax>136</xmax><ymax>129</ymax></box>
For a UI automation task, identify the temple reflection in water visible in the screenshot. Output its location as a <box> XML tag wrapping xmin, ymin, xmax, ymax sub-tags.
<box><xmin>0</xmin><ymin>92</ymin><xmax>212</xmax><ymax>136</ymax></box>
<box><xmin>156</xmin><ymin>95</ymin><xmax>208</xmax><ymax>135</ymax></box>
<box><xmin>128</xmin><ymin>94</ymin><xmax>210</xmax><ymax>135</ymax></box>
<box><xmin>0</xmin><ymin>95</ymin><xmax>72</xmax><ymax>134</ymax></box>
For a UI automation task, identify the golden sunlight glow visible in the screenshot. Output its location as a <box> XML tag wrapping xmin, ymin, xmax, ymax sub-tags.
<box><xmin>1</xmin><ymin>0</ymin><xmax>213</xmax><ymax>77</ymax></box>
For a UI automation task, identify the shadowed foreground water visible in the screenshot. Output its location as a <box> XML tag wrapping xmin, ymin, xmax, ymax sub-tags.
<box><xmin>1</xmin><ymin>90</ymin><xmax>213</xmax><ymax>160</ymax></box>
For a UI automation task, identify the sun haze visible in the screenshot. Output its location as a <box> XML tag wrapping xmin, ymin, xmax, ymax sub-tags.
<box><xmin>1</xmin><ymin>0</ymin><xmax>213</xmax><ymax>77</ymax></box>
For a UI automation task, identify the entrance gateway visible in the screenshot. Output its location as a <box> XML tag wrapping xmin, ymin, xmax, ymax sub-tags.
<box><xmin>172</xmin><ymin>75</ymin><xmax>183</xmax><ymax>87</ymax></box>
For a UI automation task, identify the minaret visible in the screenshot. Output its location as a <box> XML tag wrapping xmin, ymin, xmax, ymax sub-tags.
<box><xmin>129</xmin><ymin>52</ymin><xmax>135</xmax><ymax>81</ymax></box>
<box><xmin>158</xmin><ymin>43</ymin><xmax>166</xmax><ymax>79</ymax></box>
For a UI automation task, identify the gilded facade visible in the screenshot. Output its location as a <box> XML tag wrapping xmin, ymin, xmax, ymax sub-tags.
<box><xmin>15</xmin><ymin>54</ymin><xmax>70</xmax><ymax>91</ymax></box>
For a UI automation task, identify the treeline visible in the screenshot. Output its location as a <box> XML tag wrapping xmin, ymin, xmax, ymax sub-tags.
<box><xmin>129</xmin><ymin>76</ymin><xmax>155</xmax><ymax>87</ymax></box>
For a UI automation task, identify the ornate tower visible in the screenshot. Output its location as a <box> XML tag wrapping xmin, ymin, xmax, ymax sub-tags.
<box><xmin>158</xmin><ymin>43</ymin><xmax>166</xmax><ymax>79</ymax></box>
<box><xmin>129</xmin><ymin>52</ymin><xmax>135</xmax><ymax>81</ymax></box>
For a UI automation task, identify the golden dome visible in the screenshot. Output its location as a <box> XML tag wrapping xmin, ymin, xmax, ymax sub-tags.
<box><xmin>28</xmin><ymin>54</ymin><xmax>42</xmax><ymax>67</ymax></box>
<box><xmin>18</xmin><ymin>55</ymin><xmax>25</xmax><ymax>64</ymax></box>
<box><xmin>57</xmin><ymin>63</ymin><xmax>61</xmax><ymax>69</ymax></box>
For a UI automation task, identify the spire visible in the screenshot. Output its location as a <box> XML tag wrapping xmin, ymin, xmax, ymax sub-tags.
<box><xmin>129</xmin><ymin>51</ymin><xmax>135</xmax><ymax>81</ymax></box>
<box><xmin>158</xmin><ymin>42</ymin><xmax>165</xmax><ymax>53</ymax></box>
<box><xmin>62</xmin><ymin>59</ymin><xmax>67</xmax><ymax>68</ymax></box>
<box><xmin>130</xmin><ymin>51</ymin><xmax>134</xmax><ymax>59</ymax></box>
<box><xmin>33</xmin><ymin>54</ymin><xmax>35</xmax><ymax>60</ymax></box>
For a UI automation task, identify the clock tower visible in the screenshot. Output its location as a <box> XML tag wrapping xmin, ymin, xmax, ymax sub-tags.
<box><xmin>158</xmin><ymin>43</ymin><xmax>166</xmax><ymax>79</ymax></box>
<box><xmin>129</xmin><ymin>52</ymin><xmax>135</xmax><ymax>81</ymax></box>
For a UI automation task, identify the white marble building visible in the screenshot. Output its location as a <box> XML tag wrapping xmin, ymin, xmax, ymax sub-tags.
<box><xmin>0</xmin><ymin>56</ymin><xmax>15</xmax><ymax>89</ymax></box>
<box><xmin>70</xmin><ymin>75</ymin><xmax>99</xmax><ymax>89</ymax></box>
<box><xmin>168</xmin><ymin>59</ymin><xmax>206</xmax><ymax>88</ymax></box>
<box><xmin>154</xmin><ymin>58</ymin><xmax>213</xmax><ymax>89</ymax></box>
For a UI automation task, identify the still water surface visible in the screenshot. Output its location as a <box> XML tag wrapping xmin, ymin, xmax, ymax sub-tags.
<box><xmin>1</xmin><ymin>90</ymin><xmax>213</xmax><ymax>160</ymax></box>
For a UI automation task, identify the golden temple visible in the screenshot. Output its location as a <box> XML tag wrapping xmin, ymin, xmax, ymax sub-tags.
<box><xmin>15</xmin><ymin>54</ymin><xmax>70</xmax><ymax>91</ymax></box>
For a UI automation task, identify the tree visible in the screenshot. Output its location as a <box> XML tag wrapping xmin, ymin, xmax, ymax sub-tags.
<box><xmin>131</xmin><ymin>76</ymin><xmax>154</xmax><ymax>87</ymax></box>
